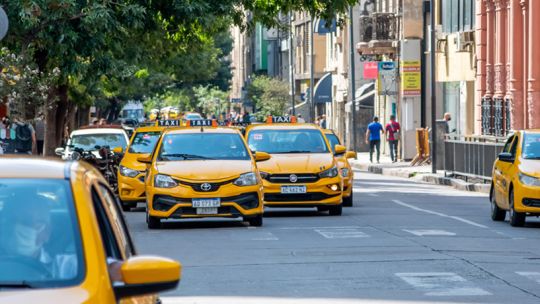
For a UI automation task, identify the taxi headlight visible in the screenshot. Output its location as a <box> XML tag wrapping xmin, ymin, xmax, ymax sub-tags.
<box><xmin>234</xmin><ymin>172</ymin><xmax>258</xmax><ymax>186</ymax></box>
<box><xmin>519</xmin><ymin>173</ymin><xmax>540</xmax><ymax>187</ymax></box>
<box><xmin>120</xmin><ymin>165</ymin><xmax>139</xmax><ymax>178</ymax></box>
<box><xmin>341</xmin><ymin>168</ymin><xmax>350</xmax><ymax>178</ymax></box>
<box><xmin>154</xmin><ymin>174</ymin><xmax>178</xmax><ymax>188</ymax></box>
<box><xmin>319</xmin><ymin>166</ymin><xmax>338</xmax><ymax>178</ymax></box>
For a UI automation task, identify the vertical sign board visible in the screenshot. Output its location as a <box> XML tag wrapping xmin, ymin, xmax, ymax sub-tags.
<box><xmin>378</xmin><ymin>61</ymin><xmax>398</xmax><ymax>96</ymax></box>
<box><xmin>363</xmin><ymin>62</ymin><xmax>379</xmax><ymax>79</ymax></box>
<box><xmin>401</xmin><ymin>60</ymin><xmax>421</xmax><ymax>96</ymax></box>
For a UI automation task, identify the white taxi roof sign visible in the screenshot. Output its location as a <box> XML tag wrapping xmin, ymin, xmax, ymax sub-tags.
<box><xmin>266</xmin><ymin>116</ymin><xmax>297</xmax><ymax>124</ymax></box>
<box><xmin>187</xmin><ymin>119</ymin><xmax>217</xmax><ymax>127</ymax></box>
<box><xmin>156</xmin><ymin>119</ymin><xmax>181</xmax><ymax>127</ymax></box>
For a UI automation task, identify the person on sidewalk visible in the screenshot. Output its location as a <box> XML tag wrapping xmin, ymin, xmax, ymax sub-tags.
<box><xmin>365</xmin><ymin>116</ymin><xmax>384</xmax><ymax>163</ymax></box>
<box><xmin>10</xmin><ymin>115</ymin><xmax>37</xmax><ymax>155</ymax></box>
<box><xmin>385</xmin><ymin>115</ymin><xmax>401</xmax><ymax>163</ymax></box>
<box><xmin>34</xmin><ymin>112</ymin><xmax>45</xmax><ymax>155</ymax></box>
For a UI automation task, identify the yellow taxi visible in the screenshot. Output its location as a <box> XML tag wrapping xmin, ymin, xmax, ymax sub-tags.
<box><xmin>245</xmin><ymin>116</ymin><xmax>344</xmax><ymax>215</ymax></box>
<box><xmin>148</xmin><ymin>109</ymin><xmax>159</xmax><ymax>121</ymax></box>
<box><xmin>141</xmin><ymin>120</ymin><xmax>269</xmax><ymax>229</ymax></box>
<box><xmin>118</xmin><ymin>125</ymin><xmax>165</xmax><ymax>211</ymax></box>
<box><xmin>491</xmin><ymin>130</ymin><xmax>540</xmax><ymax>226</ymax></box>
<box><xmin>0</xmin><ymin>158</ymin><xmax>181</xmax><ymax>303</ymax></box>
<box><xmin>323</xmin><ymin>129</ymin><xmax>357</xmax><ymax>207</ymax></box>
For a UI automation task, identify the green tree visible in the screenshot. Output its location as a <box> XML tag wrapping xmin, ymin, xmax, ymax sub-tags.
<box><xmin>193</xmin><ymin>86</ymin><xmax>229</xmax><ymax>117</ymax></box>
<box><xmin>247</xmin><ymin>75</ymin><xmax>290</xmax><ymax>121</ymax></box>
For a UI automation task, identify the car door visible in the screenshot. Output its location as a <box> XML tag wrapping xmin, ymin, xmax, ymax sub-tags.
<box><xmin>92</xmin><ymin>182</ymin><xmax>156</xmax><ymax>304</ymax></box>
<box><xmin>499</xmin><ymin>133</ymin><xmax>520</xmax><ymax>208</ymax></box>
<box><xmin>494</xmin><ymin>135</ymin><xmax>515</xmax><ymax>208</ymax></box>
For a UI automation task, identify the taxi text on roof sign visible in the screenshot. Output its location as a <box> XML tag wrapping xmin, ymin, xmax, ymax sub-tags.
<box><xmin>157</xmin><ymin>120</ymin><xmax>181</xmax><ymax>127</ymax></box>
<box><xmin>266</xmin><ymin>116</ymin><xmax>297</xmax><ymax>124</ymax></box>
<box><xmin>187</xmin><ymin>119</ymin><xmax>215</xmax><ymax>127</ymax></box>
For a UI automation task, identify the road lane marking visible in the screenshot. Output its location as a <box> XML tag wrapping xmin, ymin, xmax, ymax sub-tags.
<box><xmin>396</xmin><ymin>272</ymin><xmax>491</xmax><ymax>296</ymax></box>
<box><xmin>403</xmin><ymin>229</ymin><xmax>456</xmax><ymax>236</ymax></box>
<box><xmin>251</xmin><ymin>232</ymin><xmax>279</xmax><ymax>241</ymax></box>
<box><xmin>315</xmin><ymin>227</ymin><xmax>370</xmax><ymax>239</ymax></box>
<box><xmin>278</xmin><ymin>226</ymin><xmax>366</xmax><ymax>230</ymax></box>
<box><xmin>392</xmin><ymin>200</ymin><xmax>488</xmax><ymax>229</ymax></box>
<box><xmin>516</xmin><ymin>272</ymin><xmax>540</xmax><ymax>284</ymax></box>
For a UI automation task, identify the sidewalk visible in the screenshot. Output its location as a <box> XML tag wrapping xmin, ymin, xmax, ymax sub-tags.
<box><xmin>349</xmin><ymin>153</ymin><xmax>490</xmax><ymax>194</ymax></box>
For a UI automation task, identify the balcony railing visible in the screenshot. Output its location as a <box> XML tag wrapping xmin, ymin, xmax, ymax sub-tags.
<box><xmin>359</xmin><ymin>13</ymin><xmax>397</xmax><ymax>43</ymax></box>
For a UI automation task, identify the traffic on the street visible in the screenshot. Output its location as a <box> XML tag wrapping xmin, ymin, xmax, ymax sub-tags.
<box><xmin>2</xmin><ymin>0</ymin><xmax>540</xmax><ymax>303</ymax></box>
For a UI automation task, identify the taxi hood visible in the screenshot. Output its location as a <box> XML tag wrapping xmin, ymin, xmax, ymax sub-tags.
<box><xmin>519</xmin><ymin>158</ymin><xmax>540</xmax><ymax>178</ymax></box>
<box><xmin>120</xmin><ymin>152</ymin><xmax>151</xmax><ymax>171</ymax></box>
<box><xmin>156</xmin><ymin>160</ymin><xmax>253</xmax><ymax>181</ymax></box>
<box><xmin>257</xmin><ymin>153</ymin><xmax>334</xmax><ymax>174</ymax></box>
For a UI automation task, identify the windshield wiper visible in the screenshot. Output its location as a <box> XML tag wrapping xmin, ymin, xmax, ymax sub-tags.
<box><xmin>277</xmin><ymin>150</ymin><xmax>314</xmax><ymax>154</ymax></box>
<box><xmin>160</xmin><ymin>153</ymin><xmax>214</xmax><ymax>160</ymax></box>
<box><xmin>0</xmin><ymin>281</ymin><xmax>36</xmax><ymax>289</ymax></box>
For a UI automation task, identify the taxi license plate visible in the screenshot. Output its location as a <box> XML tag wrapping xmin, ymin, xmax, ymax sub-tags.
<box><xmin>192</xmin><ymin>198</ymin><xmax>221</xmax><ymax>208</ymax></box>
<box><xmin>281</xmin><ymin>185</ymin><xmax>307</xmax><ymax>194</ymax></box>
<box><xmin>196</xmin><ymin>207</ymin><xmax>218</xmax><ymax>215</ymax></box>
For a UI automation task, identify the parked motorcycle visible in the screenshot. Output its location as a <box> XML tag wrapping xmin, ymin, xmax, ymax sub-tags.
<box><xmin>70</xmin><ymin>145</ymin><xmax>122</xmax><ymax>193</ymax></box>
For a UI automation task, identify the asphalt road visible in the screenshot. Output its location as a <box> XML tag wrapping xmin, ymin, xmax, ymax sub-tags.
<box><xmin>124</xmin><ymin>171</ymin><xmax>540</xmax><ymax>304</ymax></box>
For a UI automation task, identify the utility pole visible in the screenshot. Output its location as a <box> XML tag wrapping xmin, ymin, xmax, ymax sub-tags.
<box><xmin>289</xmin><ymin>12</ymin><xmax>296</xmax><ymax>116</ymax></box>
<box><xmin>430</xmin><ymin>0</ymin><xmax>437</xmax><ymax>174</ymax></box>
<box><xmin>309</xmin><ymin>15</ymin><xmax>315</xmax><ymax>122</ymax></box>
<box><xmin>349</xmin><ymin>6</ymin><xmax>358</xmax><ymax>152</ymax></box>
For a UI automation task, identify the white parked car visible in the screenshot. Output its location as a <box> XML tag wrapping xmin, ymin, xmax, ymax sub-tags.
<box><xmin>55</xmin><ymin>126</ymin><xmax>130</xmax><ymax>160</ymax></box>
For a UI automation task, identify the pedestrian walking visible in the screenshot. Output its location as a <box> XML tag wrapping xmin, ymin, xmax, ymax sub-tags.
<box><xmin>34</xmin><ymin>112</ymin><xmax>45</xmax><ymax>155</ymax></box>
<box><xmin>319</xmin><ymin>114</ymin><xmax>327</xmax><ymax>129</ymax></box>
<box><xmin>385</xmin><ymin>115</ymin><xmax>401</xmax><ymax>163</ymax></box>
<box><xmin>365</xmin><ymin>116</ymin><xmax>384</xmax><ymax>163</ymax></box>
<box><xmin>10</xmin><ymin>115</ymin><xmax>37</xmax><ymax>155</ymax></box>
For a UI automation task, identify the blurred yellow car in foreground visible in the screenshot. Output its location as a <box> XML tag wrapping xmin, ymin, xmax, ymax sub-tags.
<box><xmin>0</xmin><ymin>158</ymin><xmax>181</xmax><ymax>303</ymax></box>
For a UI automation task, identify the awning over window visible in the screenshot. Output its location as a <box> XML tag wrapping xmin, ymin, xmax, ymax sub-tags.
<box><xmin>313</xmin><ymin>73</ymin><xmax>333</xmax><ymax>104</ymax></box>
<box><xmin>315</xmin><ymin>18</ymin><xmax>336</xmax><ymax>35</ymax></box>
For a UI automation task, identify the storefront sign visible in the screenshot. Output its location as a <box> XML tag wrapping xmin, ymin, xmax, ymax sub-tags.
<box><xmin>363</xmin><ymin>62</ymin><xmax>379</xmax><ymax>79</ymax></box>
<box><xmin>401</xmin><ymin>60</ymin><xmax>421</xmax><ymax>96</ymax></box>
<box><xmin>378</xmin><ymin>61</ymin><xmax>397</xmax><ymax>96</ymax></box>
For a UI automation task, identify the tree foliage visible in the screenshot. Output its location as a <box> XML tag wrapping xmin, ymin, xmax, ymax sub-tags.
<box><xmin>247</xmin><ymin>75</ymin><xmax>290</xmax><ymax>121</ymax></box>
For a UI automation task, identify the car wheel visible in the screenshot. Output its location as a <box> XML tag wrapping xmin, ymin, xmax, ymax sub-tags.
<box><xmin>121</xmin><ymin>201</ymin><xmax>137</xmax><ymax>212</ymax></box>
<box><xmin>509</xmin><ymin>189</ymin><xmax>525</xmax><ymax>227</ymax></box>
<box><xmin>343</xmin><ymin>192</ymin><xmax>353</xmax><ymax>207</ymax></box>
<box><xmin>328</xmin><ymin>204</ymin><xmax>343</xmax><ymax>216</ymax></box>
<box><xmin>247</xmin><ymin>215</ymin><xmax>263</xmax><ymax>227</ymax></box>
<box><xmin>490</xmin><ymin>186</ymin><xmax>505</xmax><ymax>221</ymax></box>
<box><xmin>146</xmin><ymin>209</ymin><xmax>161</xmax><ymax>229</ymax></box>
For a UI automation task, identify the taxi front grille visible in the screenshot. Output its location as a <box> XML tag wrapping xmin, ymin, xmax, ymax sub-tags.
<box><xmin>153</xmin><ymin>192</ymin><xmax>260</xmax><ymax>212</ymax></box>
<box><xmin>178</xmin><ymin>178</ymin><xmax>236</xmax><ymax>192</ymax></box>
<box><xmin>265</xmin><ymin>174</ymin><xmax>320</xmax><ymax>184</ymax></box>
<box><xmin>264</xmin><ymin>192</ymin><xmax>340</xmax><ymax>202</ymax></box>
<box><xmin>523</xmin><ymin>198</ymin><xmax>540</xmax><ymax>208</ymax></box>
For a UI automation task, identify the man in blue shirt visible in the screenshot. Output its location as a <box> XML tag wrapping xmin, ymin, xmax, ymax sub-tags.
<box><xmin>365</xmin><ymin>116</ymin><xmax>385</xmax><ymax>163</ymax></box>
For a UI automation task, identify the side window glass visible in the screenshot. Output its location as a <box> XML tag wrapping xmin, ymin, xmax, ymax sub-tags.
<box><xmin>503</xmin><ymin>136</ymin><xmax>515</xmax><ymax>153</ymax></box>
<box><xmin>96</xmin><ymin>184</ymin><xmax>135</xmax><ymax>257</ymax></box>
<box><xmin>510</xmin><ymin>135</ymin><xmax>519</xmax><ymax>156</ymax></box>
<box><xmin>91</xmin><ymin>187</ymin><xmax>122</xmax><ymax>260</ymax></box>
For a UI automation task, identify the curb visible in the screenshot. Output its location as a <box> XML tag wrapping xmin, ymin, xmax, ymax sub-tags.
<box><xmin>351</xmin><ymin>162</ymin><xmax>490</xmax><ymax>194</ymax></box>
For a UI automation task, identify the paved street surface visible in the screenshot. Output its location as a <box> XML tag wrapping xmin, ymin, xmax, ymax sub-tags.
<box><xmin>125</xmin><ymin>171</ymin><xmax>540</xmax><ymax>304</ymax></box>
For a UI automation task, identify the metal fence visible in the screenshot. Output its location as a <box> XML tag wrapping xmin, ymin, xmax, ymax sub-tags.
<box><xmin>444</xmin><ymin>135</ymin><xmax>506</xmax><ymax>180</ymax></box>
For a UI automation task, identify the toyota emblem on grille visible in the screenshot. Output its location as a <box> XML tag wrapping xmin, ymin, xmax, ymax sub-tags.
<box><xmin>289</xmin><ymin>174</ymin><xmax>298</xmax><ymax>183</ymax></box>
<box><xmin>201</xmin><ymin>183</ymin><xmax>212</xmax><ymax>191</ymax></box>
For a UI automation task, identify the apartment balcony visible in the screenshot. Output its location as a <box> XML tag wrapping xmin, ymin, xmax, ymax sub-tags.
<box><xmin>356</xmin><ymin>13</ymin><xmax>398</xmax><ymax>55</ymax></box>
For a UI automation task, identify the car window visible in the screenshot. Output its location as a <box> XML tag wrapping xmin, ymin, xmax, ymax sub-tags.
<box><xmin>509</xmin><ymin>135</ymin><xmax>519</xmax><ymax>156</ymax></box>
<box><xmin>522</xmin><ymin>133</ymin><xmax>540</xmax><ymax>159</ymax></box>
<box><xmin>91</xmin><ymin>187</ymin><xmax>122</xmax><ymax>260</ymax></box>
<box><xmin>502</xmin><ymin>136</ymin><xmax>515</xmax><ymax>153</ymax></box>
<box><xmin>0</xmin><ymin>179</ymin><xmax>84</xmax><ymax>288</ymax></box>
<box><xmin>70</xmin><ymin>133</ymin><xmax>128</xmax><ymax>151</ymax></box>
<box><xmin>325</xmin><ymin>133</ymin><xmax>341</xmax><ymax>154</ymax></box>
<box><xmin>128</xmin><ymin>131</ymin><xmax>161</xmax><ymax>154</ymax></box>
<box><xmin>247</xmin><ymin>129</ymin><xmax>330</xmax><ymax>154</ymax></box>
<box><xmin>158</xmin><ymin>133</ymin><xmax>250</xmax><ymax>161</ymax></box>
<box><xmin>95</xmin><ymin>184</ymin><xmax>135</xmax><ymax>258</ymax></box>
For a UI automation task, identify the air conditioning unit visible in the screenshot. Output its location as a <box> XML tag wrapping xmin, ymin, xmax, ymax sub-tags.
<box><xmin>456</xmin><ymin>32</ymin><xmax>474</xmax><ymax>52</ymax></box>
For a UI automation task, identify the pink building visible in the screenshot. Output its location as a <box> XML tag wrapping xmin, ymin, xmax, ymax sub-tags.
<box><xmin>476</xmin><ymin>0</ymin><xmax>540</xmax><ymax>135</ymax></box>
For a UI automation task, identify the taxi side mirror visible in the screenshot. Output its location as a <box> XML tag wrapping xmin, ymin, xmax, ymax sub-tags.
<box><xmin>498</xmin><ymin>152</ymin><xmax>514</xmax><ymax>163</ymax></box>
<box><xmin>255</xmin><ymin>151</ymin><xmax>271</xmax><ymax>162</ymax></box>
<box><xmin>114</xmin><ymin>256</ymin><xmax>181</xmax><ymax>299</ymax></box>
<box><xmin>55</xmin><ymin>147</ymin><xmax>65</xmax><ymax>156</ymax></box>
<box><xmin>113</xmin><ymin>146</ymin><xmax>124</xmax><ymax>154</ymax></box>
<box><xmin>138</xmin><ymin>156</ymin><xmax>152</xmax><ymax>164</ymax></box>
<box><xmin>334</xmin><ymin>145</ymin><xmax>347</xmax><ymax>155</ymax></box>
<box><xmin>345</xmin><ymin>151</ymin><xmax>357</xmax><ymax>159</ymax></box>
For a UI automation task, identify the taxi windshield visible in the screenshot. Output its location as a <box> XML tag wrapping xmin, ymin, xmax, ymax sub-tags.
<box><xmin>0</xmin><ymin>179</ymin><xmax>84</xmax><ymax>289</ymax></box>
<box><xmin>158</xmin><ymin>133</ymin><xmax>250</xmax><ymax>161</ymax></box>
<box><xmin>522</xmin><ymin>133</ymin><xmax>540</xmax><ymax>159</ymax></box>
<box><xmin>248</xmin><ymin>129</ymin><xmax>329</xmax><ymax>154</ymax></box>
<box><xmin>70</xmin><ymin>133</ymin><xmax>127</xmax><ymax>151</ymax></box>
<box><xmin>325</xmin><ymin>133</ymin><xmax>341</xmax><ymax>153</ymax></box>
<box><xmin>128</xmin><ymin>131</ymin><xmax>161</xmax><ymax>154</ymax></box>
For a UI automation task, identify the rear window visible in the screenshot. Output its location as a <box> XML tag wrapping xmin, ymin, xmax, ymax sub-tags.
<box><xmin>70</xmin><ymin>133</ymin><xmax>127</xmax><ymax>151</ymax></box>
<box><xmin>0</xmin><ymin>179</ymin><xmax>85</xmax><ymax>289</ymax></box>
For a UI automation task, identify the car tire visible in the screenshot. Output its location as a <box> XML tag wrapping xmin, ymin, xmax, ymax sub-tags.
<box><xmin>247</xmin><ymin>215</ymin><xmax>263</xmax><ymax>227</ymax></box>
<box><xmin>490</xmin><ymin>186</ymin><xmax>505</xmax><ymax>221</ymax></box>
<box><xmin>328</xmin><ymin>204</ymin><xmax>343</xmax><ymax>216</ymax></box>
<box><xmin>121</xmin><ymin>201</ymin><xmax>137</xmax><ymax>212</ymax></box>
<box><xmin>147</xmin><ymin>209</ymin><xmax>161</xmax><ymax>229</ymax></box>
<box><xmin>509</xmin><ymin>189</ymin><xmax>525</xmax><ymax>227</ymax></box>
<box><xmin>343</xmin><ymin>193</ymin><xmax>353</xmax><ymax>207</ymax></box>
